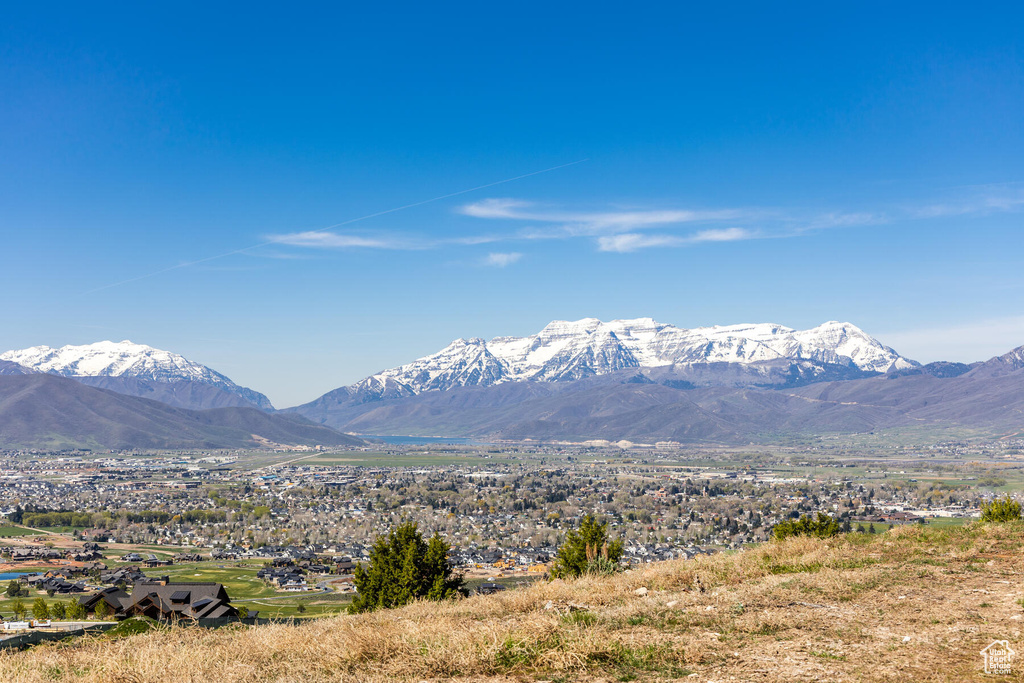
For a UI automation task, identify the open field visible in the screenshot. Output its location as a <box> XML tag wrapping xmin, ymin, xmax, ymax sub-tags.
<box><xmin>3</xmin><ymin>522</ymin><xmax>1024</xmax><ymax>681</ymax></box>
<box><xmin>0</xmin><ymin>527</ymin><xmax>42</xmax><ymax>538</ymax></box>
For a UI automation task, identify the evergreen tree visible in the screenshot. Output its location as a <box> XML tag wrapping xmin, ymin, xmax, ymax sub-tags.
<box><xmin>32</xmin><ymin>597</ymin><xmax>49</xmax><ymax>621</ymax></box>
<box><xmin>94</xmin><ymin>600</ymin><xmax>112</xmax><ymax>619</ymax></box>
<box><xmin>11</xmin><ymin>599</ymin><xmax>26</xmax><ymax>621</ymax></box>
<box><xmin>350</xmin><ymin>522</ymin><xmax>465</xmax><ymax>613</ymax></box>
<box><xmin>50</xmin><ymin>601</ymin><xmax>67</xmax><ymax>620</ymax></box>
<box><xmin>5</xmin><ymin>580</ymin><xmax>19</xmax><ymax>597</ymax></box>
<box><xmin>772</xmin><ymin>513</ymin><xmax>842</xmax><ymax>541</ymax></box>
<box><xmin>981</xmin><ymin>496</ymin><xmax>1023</xmax><ymax>522</ymax></box>
<box><xmin>550</xmin><ymin>514</ymin><xmax>624</xmax><ymax>579</ymax></box>
<box><xmin>65</xmin><ymin>601</ymin><xmax>86</xmax><ymax>621</ymax></box>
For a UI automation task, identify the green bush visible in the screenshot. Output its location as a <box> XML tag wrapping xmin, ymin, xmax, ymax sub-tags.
<box><xmin>550</xmin><ymin>515</ymin><xmax>624</xmax><ymax>579</ymax></box>
<box><xmin>772</xmin><ymin>513</ymin><xmax>842</xmax><ymax>541</ymax></box>
<box><xmin>981</xmin><ymin>496</ymin><xmax>1022</xmax><ymax>522</ymax></box>
<box><xmin>104</xmin><ymin>617</ymin><xmax>159</xmax><ymax>638</ymax></box>
<box><xmin>65</xmin><ymin>601</ymin><xmax>86</xmax><ymax>621</ymax></box>
<box><xmin>349</xmin><ymin>521</ymin><xmax>465</xmax><ymax>613</ymax></box>
<box><xmin>32</xmin><ymin>597</ymin><xmax>49</xmax><ymax>621</ymax></box>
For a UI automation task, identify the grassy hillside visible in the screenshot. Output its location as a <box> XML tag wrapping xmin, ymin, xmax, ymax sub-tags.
<box><xmin>3</xmin><ymin>523</ymin><xmax>1024</xmax><ymax>681</ymax></box>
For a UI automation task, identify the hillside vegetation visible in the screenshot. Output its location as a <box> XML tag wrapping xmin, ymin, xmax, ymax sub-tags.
<box><xmin>3</xmin><ymin>523</ymin><xmax>1024</xmax><ymax>682</ymax></box>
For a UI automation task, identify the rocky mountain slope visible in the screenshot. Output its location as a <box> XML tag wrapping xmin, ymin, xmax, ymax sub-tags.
<box><xmin>0</xmin><ymin>340</ymin><xmax>273</xmax><ymax>411</ymax></box>
<box><xmin>294</xmin><ymin>343</ymin><xmax>1024</xmax><ymax>443</ymax></box>
<box><xmin>318</xmin><ymin>319</ymin><xmax>917</xmax><ymax>407</ymax></box>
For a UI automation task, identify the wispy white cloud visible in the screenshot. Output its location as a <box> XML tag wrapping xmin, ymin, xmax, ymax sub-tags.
<box><xmin>907</xmin><ymin>183</ymin><xmax>1024</xmax><ymax>219</ymax></box>
<box><xmin>268</xmin><ymin>230</ymin><xmax>506</xmax><ymax>251</ymax></box>
<box><xmin>269</xmin><ymin>231</ymin><xmax>419</xmax><ymax>250</ymax></box>
<box><xmin>482</xmin><ymin>252</ymin><xmax>523</xmax><ymax>267</ymax></box>
<box><xmin>459</xmin><ymin>198</ymin><xmax>746</xmax><ymax>237</ymax></box>
<box><xmin>269</xmin><ymin>181</ymin><xmax>1024</xmax><ymax>262</ymax></box>
<box><xmin>597</xmin><ymin>227</ymin><xmax>754</xmax><ymax>253</ymax></box>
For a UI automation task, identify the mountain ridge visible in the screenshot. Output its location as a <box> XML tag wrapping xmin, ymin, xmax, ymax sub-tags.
<box><xmin>297</xmin><ymin>318</ymin><xmax>918</xmax><ymax>420</ymax></box>
<box><xmin>292</xmin><ymin>342</ymin><xmax>1024</xmax><ymax>443</ymax></box>
<box><xmin>0</xmin><ymin>340</ymin><xmax>273</xmax><ymax>411</ymax></box>
<box><xmin>0</xmin><ymin>373</ymin><xmax>359</xmax><ymax>450</ymax></box>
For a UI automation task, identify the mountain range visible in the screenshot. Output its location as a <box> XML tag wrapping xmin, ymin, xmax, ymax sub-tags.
<box><xmin>0</xmin><ymin>374</ymin><xmax>361</xmax><ymax>450</ymax></box>
<box><xmin>0</xmin><ymin>341</ymin><xmax>273</xmax><ymax>410</ymax></box>
<box><xmin>307</xmin><ymin>319</ymin><xmax>917</xmax><ymax>408</ymax></box>
<box><xmin>2</xmin><ymin>318</ymin><xmax>1022</xmax><ymax>447</ymax></box>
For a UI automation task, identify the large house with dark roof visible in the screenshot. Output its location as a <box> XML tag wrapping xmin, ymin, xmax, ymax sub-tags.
<box><xmin>79</xmin><ymin>582</ymin><xmax>240</xmax><ymax>621</ymax></box>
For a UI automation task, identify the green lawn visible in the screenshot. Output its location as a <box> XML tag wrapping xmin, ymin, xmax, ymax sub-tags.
<box><xmin>0</xmin><ymin>525</ymin><xmax>43</xmax><ymax>537</ymax></box>
<box><xmin>243</xmin><ymin>592</ymin><xmax>353</xmax><ymax>619</ymax></box>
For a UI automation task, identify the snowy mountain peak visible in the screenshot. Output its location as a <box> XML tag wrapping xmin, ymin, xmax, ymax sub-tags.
<box><xmin>0</xmin><ymin>341</ymin><xmax>274</xmax><ymax>410</ymax></box>
<box><xmin>342</xmin><ymin>317</ymin><xmax>918</xmax><ymax>401</ymax></box>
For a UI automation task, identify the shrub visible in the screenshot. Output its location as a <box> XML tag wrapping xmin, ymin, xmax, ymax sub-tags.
<box><xmin>981</xmin><ymin>496</ymin><xmax>1022</xmax><ymax>522</ymax></box>
<box><xmin>349</xmin><ymin>521</ymin><xmax>465</xmax><ymax>613</ymax></box>
<box><xmin>65</xmin><ymin>601</ymin><xmax>86</xmax><ymax>621</ymax></box>
<box><xmin>772</xmin><ymin>513</ymin><xmax>842</xmax><ymax>540</ymax></box>
<box><xmin>550</xmin><ymin>515</ymin><xmax>624</xmax><ymax>579</ymax></box>
<box><xmin>32</xmin><ymin>597</ymin><xmax>49</xmax><ymax>621</ymax></box>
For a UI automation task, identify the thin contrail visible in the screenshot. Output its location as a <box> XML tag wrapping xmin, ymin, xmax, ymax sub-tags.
<box><xmin>83</xmin><ymin>159</ymin><xmax>588</xmax><ymax>295</ymax></box>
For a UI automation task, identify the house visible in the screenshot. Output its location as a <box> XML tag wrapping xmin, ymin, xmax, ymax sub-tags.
<box><xmin>143</xmin><ymin>554</ymin><xmax>172</xmax><ymax>568</ymax></box>
<box><xmin>125</xmin><ymin>583</ymin><xmax>238</xmax><ymax>620</ymax></box>
<box><xmin>79</xmin><ymin>582</ymin><xmax>239</xmax><ymax>621</ymax></box>
<box><xmin>80</xmin><ymin>586</ymin><xmax>130</xmax><ymax>615</ymax></box>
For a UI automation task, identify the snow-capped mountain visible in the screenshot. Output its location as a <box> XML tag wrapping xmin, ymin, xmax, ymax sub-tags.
<box><xmin>337</xmin><ymin>318</ymin><xmax>917</xmax><ymax>402</ymax></box>
<box><xmin>0</xmin><ymin>341</ymin><xmax>274</xmax><ymax>410</ymax></box>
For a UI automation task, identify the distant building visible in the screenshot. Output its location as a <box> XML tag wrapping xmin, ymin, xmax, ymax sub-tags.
<box><xmin>79</xmin><ymin>582</ymin><xmax>240</xmax><ymax>621</ymax></box>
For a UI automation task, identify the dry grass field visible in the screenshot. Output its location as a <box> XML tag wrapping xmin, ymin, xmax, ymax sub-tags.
<box><xmin>3</xmin><ymin>522</ymin><xmax>1024</xmax><ymax>682</ymax></box>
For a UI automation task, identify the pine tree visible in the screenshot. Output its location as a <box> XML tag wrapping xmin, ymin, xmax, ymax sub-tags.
<box><xmin>550</xmin><ymin>514</ymin><xmax>624</xmax><ymax>579</ymax></box>
<box><xmin>772</xmin><ymin>513</ymin><xmax>842</xmax><ymax>541</ymax></box>
<box><xmin>981</xmin><ymin>496</ymin><xmax>1023</xmax><ymax>522</ymax></box>
<box><xmin>32</xmin><ymin>597</ymin><xmax>49</xmax><ymax>621</ymax></box>
<box><xmin>350</xmin><ymin>522</ymin><xmax>465</xmax><ymax>613</ymax></box>
<box><xmin>65</xmin><ymin>600</ymin><xmax>86</xmax><ymax>621</ymax></box>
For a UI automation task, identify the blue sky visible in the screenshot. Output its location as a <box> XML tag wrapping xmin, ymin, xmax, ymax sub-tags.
<box><xmin>2</xmin><ymin>3</ymin><xmax>1023</xmax><ymax>407</ymax></box>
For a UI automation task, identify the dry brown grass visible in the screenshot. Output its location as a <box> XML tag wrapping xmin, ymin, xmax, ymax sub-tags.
<box><xmin>4</xmin><ymin>522</ymin><xmax>1024</xmax><ymax>682</ymax></box>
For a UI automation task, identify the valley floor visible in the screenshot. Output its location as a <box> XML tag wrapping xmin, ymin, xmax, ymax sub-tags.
<box><xmin>3</xmin><ymin>523</ymin><xmax>1024</xmax><ymax>682</ymax></box>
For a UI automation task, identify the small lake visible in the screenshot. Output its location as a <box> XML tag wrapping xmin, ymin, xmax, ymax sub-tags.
<box><xmin>0</xmin><ymin>572</ymin><xmax>29</xmax><ymax>581</ymax></box>
<box><xmin>361</xmin><ymin>435</ymin><xmax>485</xmax><ymax>446</ymax></box>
